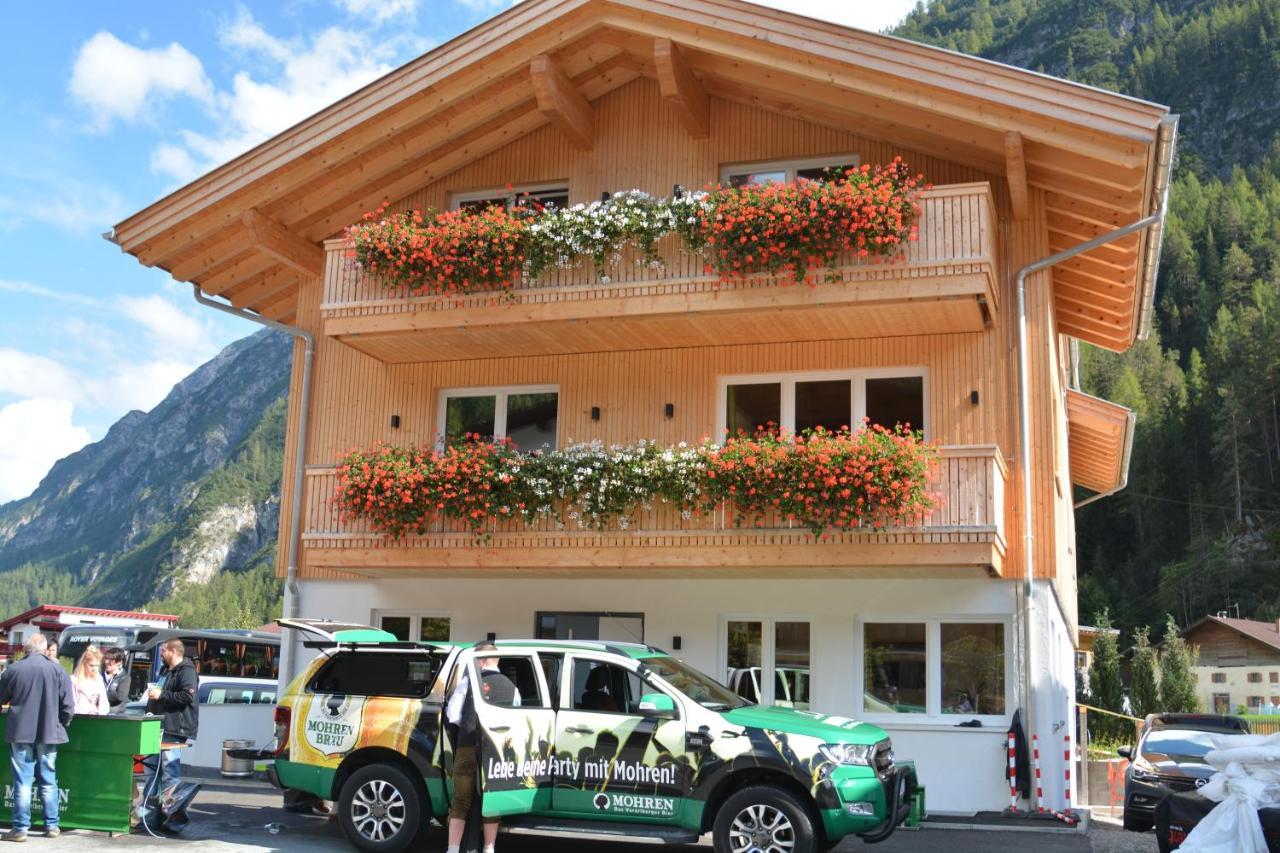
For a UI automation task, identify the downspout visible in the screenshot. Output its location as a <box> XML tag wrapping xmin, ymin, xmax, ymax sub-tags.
<box><xmin>1014</xmin><ymin>114</ymin><xmax>1176</xmax><ymax>807</ymax></box>
<box><xmin>191</xmin><ymin>284</ymin><xmax>313</xmax><ymax>685</ymax></box>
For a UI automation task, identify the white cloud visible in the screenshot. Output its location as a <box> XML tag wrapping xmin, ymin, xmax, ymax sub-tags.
<box><xmin>0</xmin><ymin>170</ymin><xmax>128</xmax><ymax>236</ymax></box>
<box><xmin>0</xmin><ymin>279</ymin><xmax>102</xmax><ymax>308</ymax></box>
<box><xmin>334</xmin><ymin>0</ymin><xmax>421</xmax><ymax>25</ymax></box>
<box><xmin>149</xmin><ymin>10</ymin><xmax>401</xmax><ymax>183</ymax></box>
<box><xmin>116</xmin><ymin>294</ymin><xmax>213</xmax><ymax>357</ymax></box>
<box><xmin>0</xmin><ymin>399</ymin><xmax>92</xmax><ymax>503</ymax></box>
<box><xmin>0</xmin><ymin>350</ymin><xmax>85</xmax><ymax>403</ymax></box>
<box><xmin>453</xmin><ymin>0</ymin><xmax>517</xmax><ymax>12</ymax></box>
<box><xmin>69</xmin><ymin>31</ymin><xmax>214</xmax><ymax>129</ymax></box>
<box><xmin>98</xmin><ymin>360</ymin><xmax>201</xmax><ymax>415</ymax></box>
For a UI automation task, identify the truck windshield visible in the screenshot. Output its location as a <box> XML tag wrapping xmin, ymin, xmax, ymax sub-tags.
<box><xmin>643</xmin><ymin>656</ymin><xmax>751</xmax><ymax>711</ymax></box>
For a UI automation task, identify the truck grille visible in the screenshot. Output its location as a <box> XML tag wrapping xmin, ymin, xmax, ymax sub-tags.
<box><xmin>872</xmin><ymin>739</ymin><xmax>894</xmax><ymax>773</ymax></box>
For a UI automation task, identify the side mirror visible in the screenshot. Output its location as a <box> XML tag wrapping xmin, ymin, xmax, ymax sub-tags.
<box><xmin>638</xmin><ymin>693</ymin><xmax>676</xmax><ymax>718</ymax></box>
<box><xmin>1117</xmin><ymin>745</ymin><xmax>1132</xmax><ymax>760</ymax></box>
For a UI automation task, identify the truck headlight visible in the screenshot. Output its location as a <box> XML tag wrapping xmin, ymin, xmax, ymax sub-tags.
<box><xmin>820</xmin><ymin>743</ymin><xmax>875</xmax><ymax>766</ymax></box>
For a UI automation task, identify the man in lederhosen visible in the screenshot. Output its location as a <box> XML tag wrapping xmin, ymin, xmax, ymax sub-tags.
<box><xmin>445</xmin><ymin>641</ymin><xmax>520</xmax><ymax>853</ymax></box>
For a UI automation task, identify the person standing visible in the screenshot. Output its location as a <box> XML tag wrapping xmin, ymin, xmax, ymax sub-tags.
<box><xmin>70</xmin><ymin>646</ymin><xmax>109</xmax><ymax>716</ymax></box>
<box><xmin>142</xmin><ymin>639</ymin><xmax>198</xmax><ymax>805</ymax></box>
<box><xmin>444</xmin><ymin>642</ymin><xmax>520</xmax><ymax>853</ymax></box>
<box><xmin>0</xmin><ymin>634</ymin><xmax>75</xmax><ymax>842</ymax></box>
<box><xmin>102</xmin><ymin>648</ymin><xmax>131</xmax><ymax>715</ymax></box>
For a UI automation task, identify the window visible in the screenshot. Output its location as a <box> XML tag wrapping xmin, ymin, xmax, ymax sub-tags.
<box><xmin>375</xmin><ymin>612</ymin><xmax>451</xmax><ymax>642</ymax></box>
<box><xmin>1213</xmin><ymin>693</ymin><xmax>1231</xmax><ymax>714</ymax></box>
<box><xmin>197</xmin><ymin>639</ymin><xmax>239</xmax><ymax>677</ymax></box>
<box><xmin>570</xmin><ymin>659</ymin><xmax>648</xmax><ymax>715</ymax></box>
<box><xmin>724</xmin><ymin>618</ymin><xmax>812</xmax><ymax>709</ymax></box>
<box><xmin>864</xmin><ymin>623</ymin><xmax>927</xmax><ymax>715</ymax></box>
<box><xmin>719</xmin><ymin>369</ymin><xmax>927</xmax><ymax>438</ymax></box>
<box><xmin>477</xmin><ymin>656</ymin><xmax>545</xmax><ymax>709</ymax></box>
<box><xmin>240</xmin><ymin>643</ymin><xmax>277</xmax><ymax>679</ymax></box>
<box><xmin>310</xmin><ymin>652</ymin><xmax>441</xmax><ymax>697</ymax></box>
<box><xmin>452</xmin><ymin>183</ymin><xmax>569</xmax><ymax>212</ymax></box>
<box><xmin>1211</xmin><ymin>672</ymin><xmax>1227</xmax><ymax>684</ymax></box>
<box><xmin>1271</xmin><ymin>672</ymin><xmax>1279</xmax><ymax>684</ymax></box>
<box><xmin>1248</xmin><ymin>672</ymin><xmax>1264</xmax><ymax>683</ymax></box>
<box><xmin>721</xmin><ymin>154</ymin><xmax>861</xmax><ymax>188</ymax></box>
<box><xmin>535</xmin><ymin>612</ymin><xmax>644</xmax><ymax>643</ymax></box>
<box><xmin>1248</xmin><ymin>695</ymin><xmax>1265</xmax><ymax>710</ymax></box>
<box><xmin>940</xmin><ymin>623</ymin><xmax>1005</xmax><ymax>715</ymax></box>
<box><xmin>861</xmin><ymin>619</ymin><xmax>1010</xmax><ymax>720</ymax></box>
<box><xmin>438</xmin><ymin>385</ymin><xmax>559</xmax><ymax>451</ymax></box>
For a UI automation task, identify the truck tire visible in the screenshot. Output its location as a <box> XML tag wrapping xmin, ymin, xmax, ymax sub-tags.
<box><xmin>337</xmin><ymin>763</ymin><xmax>423</xmax><ymax>853</ymax></box>
<box><xmin>714</xmin><ymin>784</ymin><xmax>818</xmax><ymax>853</ymax></box>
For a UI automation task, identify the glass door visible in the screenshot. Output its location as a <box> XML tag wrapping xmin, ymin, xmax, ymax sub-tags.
<box><xmin>725</xmin><ymin>618</ymin><xmax>812</xmax><ymax>708</ymax></box>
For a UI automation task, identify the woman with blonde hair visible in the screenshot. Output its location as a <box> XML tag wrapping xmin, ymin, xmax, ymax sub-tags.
<box><xmin>71</xmin><ymin>645</ymin><xmax>109</xmax><ymax>715</ymax></box>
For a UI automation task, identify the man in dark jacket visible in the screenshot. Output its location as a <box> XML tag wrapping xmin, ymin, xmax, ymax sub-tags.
<box><xmin>142</xmin><ymin>639</ymin><xmax>198</xmax><ymax>803</ymax></box>
<box><xmin>102</xmin><ymin>648</ymin><xmax>131</xmax><ymax>715</ymax></box>
<box><xmin>0</xmin><ymin>634</ymin><xmax>75</xmax><ymax>842</ymax></box>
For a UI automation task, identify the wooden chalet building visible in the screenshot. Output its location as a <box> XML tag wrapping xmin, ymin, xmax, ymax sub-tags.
<box><xmin>111</xmin><ymin>0</ymin><xmax>1176</xmax><ymax>815</ymax></box>
<box><xmin>1183</xmin><ymin>616</ymin><xmax>1280</xmax><ymax>714</ymax></box>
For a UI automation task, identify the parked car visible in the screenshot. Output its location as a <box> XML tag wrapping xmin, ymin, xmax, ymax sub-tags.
<box><xmin>271</xmin><ymin>619</ymin><xmax>916</xmax><ymax>853</ymax></box>
<box><xmin>1119</xmin><ymin>713</ymin><xmax>1250</xmax><ymax>832</ymax></box>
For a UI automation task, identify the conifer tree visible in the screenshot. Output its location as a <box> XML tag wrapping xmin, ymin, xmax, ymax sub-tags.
<box><xmin>1088</xmin><ymin>611</ymin><xmax>1126</xmax><ymax>738</ymax></box>
<box><xmin>1158</xmin><ymin>614</ymin><xmax>1201</xmax><ymax>713</ymax></box>
<box><xmin>1130</xmin><ymin>626</ymin><xmax>1161</xmax><ymax>718</ymax></box>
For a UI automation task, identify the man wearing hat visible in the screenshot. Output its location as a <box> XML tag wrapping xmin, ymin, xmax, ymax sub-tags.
<box><xmin>444</xmin><ymin>641</ymin><xmax>520</xmax><ymax>853</ymax></box>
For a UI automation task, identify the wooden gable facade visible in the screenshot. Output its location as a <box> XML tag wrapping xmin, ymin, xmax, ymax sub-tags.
<box><xmin>111</xmin><ymin>0</ymin><xmax>1176</xmax><ymax>613</ymax></box>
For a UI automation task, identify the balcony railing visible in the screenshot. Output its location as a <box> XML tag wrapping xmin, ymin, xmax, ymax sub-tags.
<box><xmin>299</xmin><ymin>444</ymin><xmax>1007</xmax><ymax>577</ymax></box>
<box><xmin>319</xmin><ymin>182</ymin><xmax>999</xmax><ymax>363</ymax></box>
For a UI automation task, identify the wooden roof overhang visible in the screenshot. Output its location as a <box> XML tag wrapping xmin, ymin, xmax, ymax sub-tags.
<box><xmin>110</xmin><ymin>0</ymin><xmax>1176</xmax><ymax>349</ymax></box>
<box><xmin>1065</xmin><ymin>388</ymin><xmax>1135</xmax><ymax>494</ymax></box>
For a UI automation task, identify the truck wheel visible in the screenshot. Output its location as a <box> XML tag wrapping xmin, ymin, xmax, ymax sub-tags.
<box><xmin>338</xmin><ymin>763</ymin><xmax>423</xmax><ymax>853</ymax></box>
<box><xmin>714</xmin><ymin>785</ymin><xmax>818</xmax><ymax>853</ymax></box>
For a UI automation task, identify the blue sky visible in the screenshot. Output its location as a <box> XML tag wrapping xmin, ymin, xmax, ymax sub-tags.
<box><xmin>0</xmin><ymin>0</ymin><xmax>917</xmax><ymax>503</ymax></box>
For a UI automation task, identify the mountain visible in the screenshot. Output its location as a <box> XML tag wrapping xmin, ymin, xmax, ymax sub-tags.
<box><xmin>895</xmin><ymin>0</ymin><xmax>1280</xmax><ymax>640</ymax></box>
<box><xmin>0</xmin><ymin>330</ymin><xmax>292</xmax><ymax>624</ymax></box>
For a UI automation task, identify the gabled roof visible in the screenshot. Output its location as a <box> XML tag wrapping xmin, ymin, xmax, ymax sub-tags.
<box><xmin>1183</xmin><ymin>616</ymin><xmax>1280</xmax><ymax>655</ymax></box>
<box><xmin>111</xmin><ymin>0</ymin><xmax>1175</xmax><ymax>349</ymax></box>
<box><xmin>0</xmin><ymin>604</ymin><xmax>180</xmax><ymax>632</ymax></box>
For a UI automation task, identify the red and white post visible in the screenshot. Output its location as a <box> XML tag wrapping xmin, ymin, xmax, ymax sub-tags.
<box><xmin>1063</xmin><ymin>734</ymin><xmax>1073</xmax><ymax>813</ymax></box>
<box><xmin>1032</xmin><ymin>734</ymin><xmax>1044</xmax><ymax>812</ymax></box>
<box><xmin>1007</xmin><ymin>731</ymin><xmax>1019</xmax><ymax>812</ymax></box>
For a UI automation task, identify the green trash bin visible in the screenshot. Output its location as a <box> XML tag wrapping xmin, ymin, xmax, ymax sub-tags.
<box><xmin>0</xmin><ymin>713</ymin><xmax>161</xmax><ymax>833</ymax></box>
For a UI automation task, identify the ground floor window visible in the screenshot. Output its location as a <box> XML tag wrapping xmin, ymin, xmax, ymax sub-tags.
<box><xmin>1213</xmin><ymin>693</ymin><xmax>1231</xmax><ymax>714</ymax></box>
<box><xmin>724</xmin><ymin>617</ymin><xmax>813</xmax><ymax>709</ymax></box>
<box><xmin>534</xmin><ymin>612</ymin><xmax>644</xmax><ymax>644</ymax></box>
<box><xmin>374</xmin><ymin>611</ymin><xmax>451</xmax><ymax>642</ymax></box>
<box><xmin>861</xmin><ymin>619</ymin><xmax>1008</xmax><ymax>721</ymax></box>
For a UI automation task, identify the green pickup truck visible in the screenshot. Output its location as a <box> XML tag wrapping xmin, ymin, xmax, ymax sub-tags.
<box><xmin>270</xmin><ymin>619</ymin><xmax>915</xmax><ymax>853</ymax></box>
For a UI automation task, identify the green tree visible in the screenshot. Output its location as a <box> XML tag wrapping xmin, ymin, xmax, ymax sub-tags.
<box><xmin>1158</xmin><ymin>615</ymin><xmax>1201</xmax><ymax>713</ymax></box>
<box><xmin>1087</xmin><ymin>611</ymin><xmax>1126</xmax><ymax>738</ymax></box>
<box><xmin>1130</xmin><ymin>625</ymin><xmax>1160</xmax><ymax>717</ymax></box>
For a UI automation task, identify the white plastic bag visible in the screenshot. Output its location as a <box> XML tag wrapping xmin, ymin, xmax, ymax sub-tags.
<box><xmin>1178</xmin><ymin>733</ymin><xmax>1280</xmax><ymax>853</ymax></box>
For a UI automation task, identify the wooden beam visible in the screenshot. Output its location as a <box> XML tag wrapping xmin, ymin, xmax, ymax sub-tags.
<box><xmin>1004</xmin><ymin>131</ymin><xmax>1029</xmax><ymax>221</ymax></box>
<box><xmin>653</xmin><ymin>38</ymin><xmax>709</xmax><ymax>138</ymax></box>
<box><xmin>241</xmin><ymin>208</ymin><xmax>324</xmax><ymax>278</ymax></box>
<box><xmin>530</xmin><ymin>53</ymin><xmax>595</xmax><ymax>150</ymax></box>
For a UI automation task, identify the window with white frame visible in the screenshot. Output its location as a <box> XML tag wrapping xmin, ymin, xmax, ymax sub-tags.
<box><xmin>718</xmin><ymin>369</ymin><xmax>927</xmax><ymax>438</ymax></box>
<box><xmin>723</xmin><ymin>617</ymin><xmax>813</xmax><ymax>709</ymax></box>
<box><xmin>861</xmin><ymin>619</ymin><xmax>1008</xmax><ymax>720</ymax></box>
<box><xmin>374</xmin><ymin>611</ymin><xmax>452</xmax><ymax>642</ymax></box>
<box><xmin>720</xmin><ymin>154</ymin><xmax>861</xmax><ymax>189</ymax></box>
<box><xmin>451</xmin><ymin>183</ymin><xmax>569</xmax><ymax>212</ymax></box>
<box><xmin>437</xmin><ymin>385</ymin><xmax>559</xmax><ymax>451</ymax></box>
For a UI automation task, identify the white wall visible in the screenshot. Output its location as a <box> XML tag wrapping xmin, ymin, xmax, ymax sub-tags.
<box><xmin>294</xmin><ymin>575</ymin><xmax>1049</xmax><ymax>815</ymax></box>
<box><xmin>184</xmin><ymin>704</ymin><xmax>277</xmax><ymax>769</ymax></box>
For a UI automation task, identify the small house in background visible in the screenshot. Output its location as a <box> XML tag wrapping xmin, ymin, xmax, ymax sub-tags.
<box><xmin>1183</xmin><ymin>616</ymin><xmax>1280</xmax><ymax>715</ymax></box>
<box><xmin>0</xmin><ymin>604</ymin><xmax>180</xmax><ymax>663</ymax></box>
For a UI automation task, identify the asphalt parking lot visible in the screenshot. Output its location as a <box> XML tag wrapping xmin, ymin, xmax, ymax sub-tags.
<box><xmin>12</xmin><ymin>774</ymin><xmax>1157</xmax><ymax>853</ymax></box>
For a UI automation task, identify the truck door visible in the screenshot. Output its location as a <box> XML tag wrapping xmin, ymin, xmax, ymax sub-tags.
<box><xmin>470</xmin><ymin>651</ymin><xmax>555</xmax><ymax>817</ymax></box>
<box><xmin>551</xmin><ymin>655</ymin><xmax>689</xmax><ymax>822</ymax></box>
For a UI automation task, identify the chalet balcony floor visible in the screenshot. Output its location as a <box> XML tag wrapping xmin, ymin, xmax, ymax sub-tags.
<box><xmin>298</xmin><ymin>445</ymin><xmax>1007</xmax><ymax>580</ymax></box>
<box><xmin>320</xmin><ymin>183</ymin><xmax>998</xmax><ymax>363</ymax></box>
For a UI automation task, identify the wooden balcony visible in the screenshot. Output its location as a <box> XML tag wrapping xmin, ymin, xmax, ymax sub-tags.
<box><xmin>299</xmin><ymin>445</ymin><xmax>1007</xmax><ymax>579</ymax></box>
<box><xmin>320</xmin><ymin>183</ymin><xmax>999</xmax><ymax>363</ymax></box>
